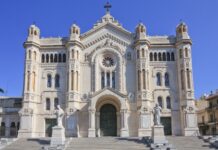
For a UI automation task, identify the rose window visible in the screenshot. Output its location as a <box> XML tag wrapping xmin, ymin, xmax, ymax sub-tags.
<box><xmin>102</xmin><ymin>57</ymin><xmax>114</xmax><ymax>67</ymax></box>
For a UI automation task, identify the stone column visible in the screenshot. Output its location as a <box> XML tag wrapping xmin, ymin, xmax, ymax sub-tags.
<box><xmin>88</xmin><ymin>108</ymin><xmax>96</xmax><ymax>137</ymax></box>
<box><xmin>116</xmin><ymin>112</ymin><xmax>121</xmax><ymax>136</ymax></box>
<box><xmin>110</xmin><ymin>71</ymin><xmax>112</xmax><ymax>88</ymax></box>
<box><xmin>104</xmin><ymin>71</ymin><xmax>107</xmax><ymax>87</ymax></box>
<box><xmin>96</xmin><ymin>112</ymin><xmax>100</xmax><ymax>137</ymax></box>
<box><xmin>120</xmin><ymin>109</ymin><xmax>129</xmax><ymax>137</ymax></box>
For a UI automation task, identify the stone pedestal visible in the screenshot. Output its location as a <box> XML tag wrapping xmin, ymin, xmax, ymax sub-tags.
<box><xmin>184</xmin><ymin>127</ymin><xmax>199</xmax><ymax>136</ymax></box>
<box><xmin>50</xmin><ymin>126</ymin><xmax>65</xmax><ymax>146</ymax></box>
<box><xmin>152</xmin><ymin>125</ymin><xmax>168</xmax><ymax>144</ymax></box>
<box><xmin>120</xmin><ymin>128</ymin><xmax>129</xmax><ymax>137</ymax></box>
<box><xmin>88</xmin><ymin>128</ymin><xmax>96</xmax><ymax>137</ymax></box>
<box><xmin>138</xmin><ymin>128</ymin><xmax>152</xmax><ymax>137</ymax></box>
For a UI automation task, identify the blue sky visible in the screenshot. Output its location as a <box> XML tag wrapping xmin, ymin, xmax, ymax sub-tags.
<box><xmin>0</xmin><ymin>0</ymin><xmax>217</xmax><ymax>98</ymax></box>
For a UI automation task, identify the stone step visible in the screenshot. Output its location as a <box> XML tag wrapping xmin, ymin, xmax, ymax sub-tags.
<box><xmin>66</xmin><ymin>137</ymin><xmax>149</xmax><ymax>150</ymax></box>
<box><xmin>166</xmin><ymin>136</ymin><xmax>216</xmax><ymax>150</ymax></box>
<box><xmin>2</xmin><ymin>138</ymin><xmax>50</xmax><ymax>150</ymax></box>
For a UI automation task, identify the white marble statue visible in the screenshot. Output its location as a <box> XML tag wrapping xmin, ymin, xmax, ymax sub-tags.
<box><xmin>153</xmin><ymin>103</ymin><xmax>162</xmax><ymax>126</ymax></box>
<box><xmin>55</xmin><ymin>105</ymin><xmax>64</xmax><ymax>127</ymax></box>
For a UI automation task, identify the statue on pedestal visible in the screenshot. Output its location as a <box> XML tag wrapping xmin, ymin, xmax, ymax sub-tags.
<box><xmin>55</xmin><ymin>105</ymin><xmax>64</xmax><ymax>127</ymax></box>
<box><xmin>153</xmin><ymin>103</ymin><xmax>162</xmax><ymax>126</ymax></box>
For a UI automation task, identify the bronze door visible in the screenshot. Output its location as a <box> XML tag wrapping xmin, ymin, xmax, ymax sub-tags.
<box><xmin>161</xmin><ymin>117</ymin><xmax>172</xmax><ymax>135</ymax></box>
<box><xmin>45</xmin><ymin>119</ymin><xmax>57</xmax><ymax>137</ymax></box>
<box><xmin>100</xmin><ymin>104</ymin><xmax>117</xmax><ymax>136</ymax></box>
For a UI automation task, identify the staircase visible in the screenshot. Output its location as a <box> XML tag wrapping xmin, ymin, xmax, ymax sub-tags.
<box><xmin>66</xmin><ymin>137</ymin><xmax>149</xmax><ymax>150</ymax></box>
<box><xmin>2</xmin><ymin>136</ymin><xmax>216</xmax><ymax>150</ymax></box>
<box><xmin>167</xmin><ymin>136</ymin><xmax>216</xmax><ymax>150</ymax></box>
<box><xmin>2</xmin><ymin>138</ymin><xmax>50</xmax><ymax>150</ymax></box>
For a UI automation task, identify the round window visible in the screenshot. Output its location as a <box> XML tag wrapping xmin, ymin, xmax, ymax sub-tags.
<box><xmin>102</xmin><ymin>57</ymin><xmax>114</xmax><ymax>67</ymax></box>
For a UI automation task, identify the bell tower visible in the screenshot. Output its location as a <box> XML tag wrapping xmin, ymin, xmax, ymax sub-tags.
<box><xmin>18</xmin><ymin>24</ymin><xmax>41</xmax><ymax>137</ymax></box>
<box><xmin>176</xmin><ymin>22</ymin><xmax>199</xmax><ymax>136</ymax></box>
<box><xmin>134</xmin><ymin>23</ymin><xmax>152</xmax><ymax>137</ymax></box>
<box><xmin>65</xmin><ymin>23</ymin><xmax>82</xmax><ymax>137</ymax></box>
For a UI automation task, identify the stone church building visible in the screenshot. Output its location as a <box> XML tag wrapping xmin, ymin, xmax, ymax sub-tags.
<box><xmin>17</xmin><ymin>6</ymin><xmax>199</xmax><ymax>138</ymax></box>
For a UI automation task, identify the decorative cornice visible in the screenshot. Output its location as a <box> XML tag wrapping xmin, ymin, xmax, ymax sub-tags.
<box><xmin>66</xmin><ymin>40</ymin><xmax>84</xmax><ymax>49</ymax></box>
<box><xmin>133</xmin><ymin>39</ymin><xmax>151</xmax><ymax>48</ymax></box>
<box><xmin>23</xmin><ymin>41</ymin><xmax>40</xmax><ymax>49</ymax></box>
<box><xmin>175</xmin><ymin>39</ymin><xmax>192</xmax><ymax>46</ymax></box>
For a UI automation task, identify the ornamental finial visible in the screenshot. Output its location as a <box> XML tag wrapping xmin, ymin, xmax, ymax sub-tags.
<box><xmin>104</xmin><ymin>2</ymin><xmax>112</xmax><ymax>14</ymax></box>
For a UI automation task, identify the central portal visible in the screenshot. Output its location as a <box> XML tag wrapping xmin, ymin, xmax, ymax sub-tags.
<box><xmin>100</xmin><ymin>104</ymin><xmax>117</xmax><ymax>136</ymax></box>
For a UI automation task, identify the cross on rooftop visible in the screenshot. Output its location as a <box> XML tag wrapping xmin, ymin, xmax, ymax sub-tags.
<box><xmin>104</xmin><ymin>2</ymin><xmax>112</xmax><ymax>13</ymax></box>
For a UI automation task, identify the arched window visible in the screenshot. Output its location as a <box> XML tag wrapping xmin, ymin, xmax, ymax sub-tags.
<box><xmin>46</xmin><ymin>98</ymin><xmax>51</xmax><ymax>110</ymax></box>
<box><xmin>112</xmin><ymin>72</ymin><xmax>115</xmax><ymax>88</ymax></box>
<box><xmin>106</xmin><ymin>72</ymin><xmax>110</xmax><ymax>87</ymax></box>
<box><xmin>158</xmin><ymin>96</ymin><xmax>163</xmax><ymax>108</ymax></box>
<box><xmin>156</xmin><ymin>72</ymin><xmax>162</xmax><ymax>86</ymax></box>
<box><xmin>142</xmin><ymin>69</ymin><xmax>146</xmax><ymax>89</ymax></box>
<box><xmin>158</xmin><ymin>52</ymin><xmax>162</xmax><ymax>61</ymax></box>
<box><xmin>46</xmin><ymin>54</ymin><xmax>49</xmax><ymax>63</ymax></box>
<box><xmin>150</xmin><ymin>53</ymin><xmax>153</xmax><ymax>61</ymax></box>
<box><xmin>71</xmin><ymin>49</ymin><xmax>74</xmax><ymax>59</ymax></box>
<box><xmin>138</xmin><ymin>70</ymin><xmax>141</xmax><ymax>90</ymax></box>
<box><xmin>63</xmin><ymin>54</ymin><xmax>66</xmax><ymax>62</ymax></box>
<box><xmin>47</xmin><ymin>74</ymin><xmax>52</xmax><ymax>88</ymax></box>
<box><xmin>71</xmin><ymin>71</ymin><xmax>74</xmax><ymax>91</ymax></box>
<box><xmin>179</xmin><ymin>49</ymin><xmax>183</xmax><ymax>58</ymax></box>
<box><xmin>76</xmin><ymin>71</ymin><xmax>79</xmax><ymax>91</ymax></box>
<box><xmin>167</xmin><ymin>52</ymin><xmax>170</xmax><ymax>61</ymax></box>
<box><xmin>171</xmin><ymin>52</ymin><xmax>175</xmax><ymax>61</ymax></box>
<box><xmin>55</xmin><ymin>74</ymin><xmax>60</xmax><ymax>88</ymax></box>
<box><xmin>33</xmin><ymin>51</ymin><xmax>37</xmax><ymax>61</ymax></box>
<box><xmin>127</xmin><ymin>52</ymin><xmax>131</xmax><ymax>60</ymax></box>
<box><xmin>27</xmin><ymin>71</ymin><xmax>30</xmax><ymax>91</ymax></box>
<box><xmin>50</xmin><ymin>54</ymin><xmax>54</xmax><ymax>63</ymax></box>
<box><xmin>186</xmin><ymin>69</ymin><xmax>191</xmax><ymax>89</ymax></box>
<box><xmin>29</xmin><ymin>50</ymin><xmax>31</xmax><ymax>59</ymax></box>
<box><xmin>137</xmin><ymin>50</ymin><xmax>140</xmax><ymax>59</ymax></box>
<box><xmin>58</xmin><ymin>54</ymin><xmax>62</xmax><ymax>62</ymax></box>
<box><xmin>185</xmin><ymin>48</ymin><xmax>189</xmax><ymax>57</ymax></box>
<box><xmin>54</xmin><ymin>98</ymin><xmax>59</xmax><ymax>109</ymax></box>
<box><xmin>101</xmin><ymin>72</ymin><xmax>105</xmax><ymax>89</ymax></box>
<box><xmin>166</xmin><ymin>96</ymin><xmax>171</xmax><ymax>109</ymax></box>
<box><xmin>154</xmin><ymin>53</ymin><xmax>157</xmax><ymax>61</ymax></box>
<box><xmin>32</xmin><ymin>72</ymin><xmax>36</xmax><ymax>91</ymax></box>
<box><xmin>181</xmin><ymin>70</ymin><xmax>184</xmax><ymax>90</ymax></box>
<box><xmin>77</xmin><ymin>51</ymin><xmax>79</xmax><ymax>59</ymax></box>
<box><xmin>41</xmin><ymin>54</ymin><xmax>45</xmax><ymax>63</ymax></box>
<box><xmin>54</xmin><ymin>54</ymin><xmax>58</xmax><ymax>62</ymax></box>
<box><xmin>163</xmin><ymin>53</ymin><xmax>166</xmax><ymax>61</ymax></box>
<box><xmin>142</xmin><ymin>48</ymin><xmax>145</xmax><ymax>58</ymax></box>
<box><xmin>165</xmin><ymin>73</ymin><xmax>170</xmax><ymax>87</ymax></box>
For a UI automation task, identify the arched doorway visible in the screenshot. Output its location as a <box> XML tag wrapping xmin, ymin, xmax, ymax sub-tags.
<box><xmin>100</xmin><ymin>104</ymin><xmax>117</xmax><ymax>136</ymax></box>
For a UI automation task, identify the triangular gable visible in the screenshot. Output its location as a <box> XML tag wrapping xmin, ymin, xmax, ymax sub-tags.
<box><xmin>91</xmin><ymin>88</ymin><xmax>127</xmax><ymax>99</ymax></box>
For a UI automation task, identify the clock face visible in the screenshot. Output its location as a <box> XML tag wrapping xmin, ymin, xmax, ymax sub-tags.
<box><xmin>102</xmin><ymin>57</ymin><xmax>114</xmax><ymax>67</ymax></box>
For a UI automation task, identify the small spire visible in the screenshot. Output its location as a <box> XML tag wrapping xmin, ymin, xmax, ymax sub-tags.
<box><xmin>104</xmin><ymin>2</ymin><xmax>112</xmax><ymax>14</ymax></box>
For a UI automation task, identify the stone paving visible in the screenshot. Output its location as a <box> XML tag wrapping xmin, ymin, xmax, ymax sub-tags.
<box><xmin>1</xmin><ymin>136</ymin><xmax>218</xmax><ymax>150</ymax></box>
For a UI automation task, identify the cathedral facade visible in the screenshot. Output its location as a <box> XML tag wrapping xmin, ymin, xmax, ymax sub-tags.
<box><xmin>18</xmin><ymin>9</ymin><xmax>199</xmax><ymax>138</ymax></box>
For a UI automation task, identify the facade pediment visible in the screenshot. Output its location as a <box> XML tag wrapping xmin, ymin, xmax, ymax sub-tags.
<box><xmin>91</xmin><ymin>88</ymin><xmax>127</xmax><ymax>99</ymax></box>
<box><xmin>82</xmin><ymin>31</ymin><xmax>131</xmax><ymax>50</ymax></box>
